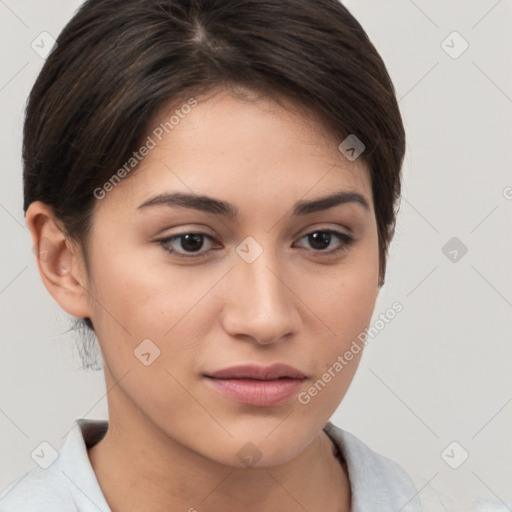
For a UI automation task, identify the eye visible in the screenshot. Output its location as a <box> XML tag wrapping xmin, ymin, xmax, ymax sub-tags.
<box><xmin>156</xmin><ymin>229</ymin><xmax>355</xmax><ymax>259</ymax></box>
<box><xmin>157</xmin><ymin>232</ymin><xmax>220</xmax><ymax>258</ymax></box>
<box><xmin>294</xmin><ymin>229</ymin><xmax>354</xmax><ymax>254</ymax></box>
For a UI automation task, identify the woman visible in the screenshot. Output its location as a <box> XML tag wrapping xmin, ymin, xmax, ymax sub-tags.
<box><xmin>0</xmin><ymin>0</ymin><xmax>421</xmax><ymax>510</ymax></box>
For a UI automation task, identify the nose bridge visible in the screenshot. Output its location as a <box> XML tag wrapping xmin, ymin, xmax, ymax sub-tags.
<box><xmin>222</xmin><ymin>243</ymin><xmax>298</xmax><ymax>344</ymax></box>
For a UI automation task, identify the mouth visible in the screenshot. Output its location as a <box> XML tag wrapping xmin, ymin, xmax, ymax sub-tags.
<box><xmin>203</xmin><ymin>364</ymin><xmax>307</xmax><ymax>407</ymax></box>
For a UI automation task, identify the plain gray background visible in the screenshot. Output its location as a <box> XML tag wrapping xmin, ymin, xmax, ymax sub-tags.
<box><xmin>1</xmin><ymin>1</ymin><xmax>511</xmax><ymax>510</ymax></box>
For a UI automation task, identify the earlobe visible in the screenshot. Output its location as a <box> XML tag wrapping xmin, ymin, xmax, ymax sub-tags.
<box><xmin>25</xmin><ymin>201</ymin><xmax>92</xmax><ymax>319</ymax></box>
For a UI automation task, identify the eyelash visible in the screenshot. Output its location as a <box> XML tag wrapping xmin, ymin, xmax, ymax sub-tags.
<box><xmin>155</xmin><ymin>229</ymin><xmax>355</xmax><ymax>259</ymax></box>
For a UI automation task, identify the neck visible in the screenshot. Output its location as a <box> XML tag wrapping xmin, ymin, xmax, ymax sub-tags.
<box><xmin>87</xmin><ymin>383</ymin><xmax>351</xmax><ymax>512</ymax></box>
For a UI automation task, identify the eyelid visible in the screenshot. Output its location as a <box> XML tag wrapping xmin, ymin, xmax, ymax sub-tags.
<box><xmin>294</xmin><ymin>221</ymin><xmax>354</xmax><ymax>238</ymax></box>
<box><xmin>154</xmin><ymin>223</ymin><xmax>217</xmax><ymax>238</ymax></box>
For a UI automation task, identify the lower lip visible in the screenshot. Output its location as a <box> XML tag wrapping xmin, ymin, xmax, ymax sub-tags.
<box><xmin>204</xmin><ymin>377</ymin><xmax>305</xmax><ymax>407</ymax></box>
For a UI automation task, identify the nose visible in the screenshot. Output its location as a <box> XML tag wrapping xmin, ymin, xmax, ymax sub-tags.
<box><xmin>221</xmin><ymin>251</ymin><xmax>299</xmax><ymax>345</ymax></box>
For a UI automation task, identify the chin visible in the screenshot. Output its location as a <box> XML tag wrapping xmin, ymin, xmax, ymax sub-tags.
<box><xmin>200</xmin><ymin>419</ymin><xmax>315</xmax><ymax>469</ymax></box>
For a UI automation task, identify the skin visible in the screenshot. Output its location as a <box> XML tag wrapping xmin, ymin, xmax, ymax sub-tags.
<box><xmin>26</xmin><ymin>87</ymin><xmax>381</xmax><ymax>512</ymax></box>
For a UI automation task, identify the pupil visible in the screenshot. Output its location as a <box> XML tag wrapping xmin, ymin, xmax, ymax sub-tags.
<box><xmin>181</xmin><ymin>234</ymin><xmax>203</xmax><ymax>252</ymax></box>
<box><xmin>309</xmin><ymin>231</ymin><xmax>331</xmax><ymax>250</ymax></box>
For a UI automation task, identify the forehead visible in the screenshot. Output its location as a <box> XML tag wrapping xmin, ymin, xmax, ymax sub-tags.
<box><xmin>94</xmin><ymin>88</ymin><xmax>372</xmax><ymax>216</ymax></box>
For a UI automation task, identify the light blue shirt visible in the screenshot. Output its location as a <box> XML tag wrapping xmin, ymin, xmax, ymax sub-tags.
<box><xmin>0</xmin><ymin>419</ymin><xmax>422</xmax><ymax>511</ymax></box>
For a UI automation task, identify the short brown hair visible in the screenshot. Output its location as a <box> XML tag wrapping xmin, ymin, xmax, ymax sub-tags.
<box><xmin>24</xmin><ymin>0</ymin><xmax>405</xmax><ymax>339</ymax></box>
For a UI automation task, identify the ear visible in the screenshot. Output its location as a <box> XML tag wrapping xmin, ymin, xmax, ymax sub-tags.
<box><xmin>25</xmin><ymin>201</ymin><xmax>93</xmax><ymax>319</ymax></box>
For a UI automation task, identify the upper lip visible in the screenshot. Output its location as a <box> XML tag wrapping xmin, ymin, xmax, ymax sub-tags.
<box><xmin>205</xmin><ymin>364</ymin><xmax>306</xmax><ymax>380</ymax></box>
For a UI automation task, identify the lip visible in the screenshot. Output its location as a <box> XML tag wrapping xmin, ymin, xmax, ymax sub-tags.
<box><xmin>204</xmin><ymin>364</ymin><xmax>307</xmax><ymax>407</ymax></box>
<box><xmin>206</xmin><ymin>363</ymin><xmax>306</xmax><ymax>380</ymax></box>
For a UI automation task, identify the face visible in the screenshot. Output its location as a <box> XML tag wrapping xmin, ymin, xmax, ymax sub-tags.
<box><xmin>82</xmin><ymin>87</ymin><xmax>380</xmax><ymax>467</ymax></box>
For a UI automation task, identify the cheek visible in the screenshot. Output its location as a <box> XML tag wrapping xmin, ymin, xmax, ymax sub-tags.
<box><xmin>330</xmin><ymin>271</ymin><xmax>379</xmax><ymax>338</ymax></box>
<box><xmin>303</xmin><ymin>243</ymin><xmax>380</xmax><ymax>381</ymax></box>
<box><xmin>87</xmin><ymin>244</ymin><xmax>193</xmax><ymax>333</ymax></box>
<box><xmin>86</xmin><ymin>247</ymin><xmax>224</xmax><ymax>384</ymax></box>
<box><xmin>308</xmin><ymin>247</ymin><xmax>379</xmax><ymax>339</ymax></box>
<box><xmin>296</xmin><ymin>276</ymin><xmax>378</xmax><ymax>421</ymax></box>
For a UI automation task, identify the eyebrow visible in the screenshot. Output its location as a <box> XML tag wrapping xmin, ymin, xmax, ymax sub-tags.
<box><xmin>137</xmin><ymin>190</ymin><xmax>369</xmax><ymax>218</ymax></box>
